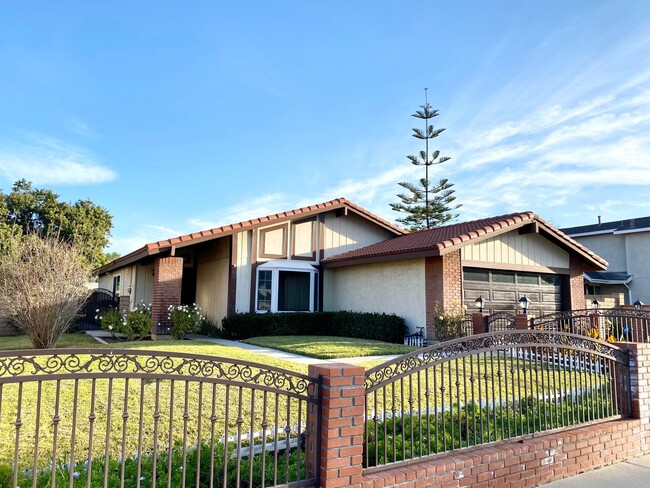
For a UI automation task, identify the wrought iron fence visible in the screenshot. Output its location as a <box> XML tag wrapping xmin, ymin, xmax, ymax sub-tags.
<box><xmin>532</xmin><ymin>309</ymin><xmax>650</xmax><ymax>343</ymax></box>
<box><xmin>363</xmin><ymin>330</ymin><xmax>630</xmax><ymax>471</ymax></box>
<box><xmin>486</xmin><ymin>312</ymin><xmax>516</xmax><ymax>332</ymax></box>
<box><xmin>404</xmin><ymin>330</ymin><xmax>426</xmax><ymax>348</ymax></box>
<box><xmin>77</xmin><ymin>288</ymin><xmax>118</xmax><ymax>330</ymax></box>
<box><xmin>0</xmin><ymin>349</ymin><xmax>320</xmax><ymax>488</ymax></box>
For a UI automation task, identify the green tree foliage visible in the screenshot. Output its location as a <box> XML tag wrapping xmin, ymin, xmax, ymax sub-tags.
<box><xmin>0</xmin><ymin>179</ymin><xmax>113</xmax><ymax>268</ymax></box>
<box><xmin>391</xmin><ymin>98</ymin><xmax>460</xmax><ymax>231</ymax></box>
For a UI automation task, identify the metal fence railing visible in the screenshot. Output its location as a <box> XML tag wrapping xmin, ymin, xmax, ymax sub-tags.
<box><xmin>532</xmin><ymin>309</ymin><xmax>650</xmax><ymax>343</ymax></box>
<box><xmin>363</xmin><ymin>330</ymin><xmax>630</xmax><ymax>471</ymax></box>
<box><xmin>0</xmin><ymin>349</ymin><xmax>320</xmax><ymax>488</ymax></box>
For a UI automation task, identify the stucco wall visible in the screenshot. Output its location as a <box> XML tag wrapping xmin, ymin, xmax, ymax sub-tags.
<box><xmin>573</xmin><ymin>234</ymin><xmax>627</xmax><ymax>271</ymax></box>
<box><xmin>323</xmin><ymin>258</ymin><xmax>426</xmax><ymax>332</ymax></box>
<box><xmin>235</xmin><ymin>230</ymin><xmax>252</xmax><ymax>313</ymax></box>
<box><xmin>625</xmin><ymin>233</ymin><xmax>650</xmax><ymax>302</ymax></box>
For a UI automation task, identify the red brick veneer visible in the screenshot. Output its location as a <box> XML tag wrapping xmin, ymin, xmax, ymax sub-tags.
<box><xmin>151</xmin><ymin>256</ymin><xmax>183</xmax><ymax>335</ymax></box>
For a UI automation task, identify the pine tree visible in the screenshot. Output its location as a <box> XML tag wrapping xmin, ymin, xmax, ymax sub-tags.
<box><xmin>390</xmin><ymin>91</ymin><xmax>460</xmax><ymax>231</ymax></box>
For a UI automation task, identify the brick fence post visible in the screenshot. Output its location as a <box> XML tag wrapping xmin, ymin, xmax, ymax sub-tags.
<box><xmin>515</xmin><ymin>314</ymin><xmax>530</xmax><ymax>330</ymax></box>
<box><xmin>151</xmin><ymin>256</ymin><xmax>184</xmax><ymax>337</ymax></box>
<box><xmin>472</xmin><ymin>312</ymin><xmax>486</xmax><ymax>335</ymax></box>
<box><xmin>307</xmin><ymin>363</ymin><xmax>365</xmax><ymax>488</ymax></box>
<box><xmin>615</xmin><ymin>342</ymin><xmax>650</xmax><ymax>454</ymax></box>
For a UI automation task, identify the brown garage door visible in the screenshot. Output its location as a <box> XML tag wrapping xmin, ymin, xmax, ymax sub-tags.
<box><xmin>462</xmin><ymin>267</ymin><xmax>565</xmax><ymax>316</ymax></box>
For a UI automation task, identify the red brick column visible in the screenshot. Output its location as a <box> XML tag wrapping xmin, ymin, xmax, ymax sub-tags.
<box><xmin>569</xmin><ymin>255</ymin><xmax>586</xmax><ymax>310</ymax></box>
<box><xmin>472</xmin><ymin>313</ymin><xmax>486</xmax><ymax>335</ymax></box>
<box><xmin>307</xmin><ymin>363</ymin><xmax>364</xmax><ymax>488</ymax></box>
<box><xmin>425</xmin><ymin>251</ymin><xmax>463</xmax><ymax>327</ymax></box>
<box><xmin>515</xmin><ymin>314</ymin><xmax>530</xmax><ymax>330</ymax></box>
<box><xmin>616</xmin><ymin>343</ymin><xmax>650</xmax><ymax>451</ymax></box>
<box><xmin>151</xmin><ymin>256</ymin><xmax>183</xmax><ymax>336</ymax></box>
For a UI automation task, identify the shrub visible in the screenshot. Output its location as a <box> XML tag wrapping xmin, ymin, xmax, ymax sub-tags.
<box><xmin>0</xmin><ymin>234</ymin><xmax>92</xmax><ymax>348</ymax></box>
<box><xmin>199</xmin><ymin>315</ymin><xmax>222</xmax><ymax>337</ymax></box>
<box><xmin>168</xmin><ymin>303</ymin><xmax>204</xmax><ymax>339</ymax></box>
<box><xmin>431</xmin><ymin>302</ymin><xmax>467</xmax><ymax>341</ymax></box>
<box><xmin>221</xmin><ymin>311</ymin><xmax>406</xmax><ymax>343</ymax></box>
<box><xmin>98</xmin><ymin>302</ymin><xmax>152</xmax><ymax>341</ymax></box>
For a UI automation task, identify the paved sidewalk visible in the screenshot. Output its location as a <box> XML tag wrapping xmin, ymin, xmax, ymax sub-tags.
<box><xmin>185</xmin><ymin>335</ymin><xmax>399</xmax><ymax>365</ymax></box>
<box><xmin>542</xmin><ymin>454</ymin><xmax>650</xmax><ymax>487</ymax></box>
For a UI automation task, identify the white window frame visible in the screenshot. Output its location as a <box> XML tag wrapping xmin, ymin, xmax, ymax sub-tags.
<box><xmin>255</xmin><ymin>261</ymin><xmax>317</xmax><ymax>313</ymax></box>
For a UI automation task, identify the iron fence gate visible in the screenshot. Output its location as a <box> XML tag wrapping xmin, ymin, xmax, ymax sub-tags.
<box><xmin>0</xmin><ymin>349</ymin><xmax>320</xmax><ymax>487</ymax></box>
<box><xmin>486</xmin><ymin>312</ymin><xmax>516</xmax><ymax>332</ymax></box>
<box><xmin>532</xmin><ymin>308</ymin><xmax>650</xmax><ymax>343</ymax></box>
<box><xmin>363</xmin><ymin>330</ymin><xmax>630</xmax><ymax>471</ymax></box>
<box><xmin>77</xmin><ymin>288</ymin><xmax>119</xmax><ymax>331</ymax></box>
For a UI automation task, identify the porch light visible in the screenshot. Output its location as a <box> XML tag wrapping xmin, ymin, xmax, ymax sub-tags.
<box><xmin>518</xmin><ymin>296</ymin><xmax>531</xmax><ymax>315</ymax></box>
<box><xmin>591</xmin><ymin>299</ymin><xmax>600</xmax><ymax>311</ymax></box>
<box><xmin>475</xmin><ymin>295</ymin><xmax>486</xmax><ymax>313</ymax></box>
<box><xmin>634</xmin><ymin>299</ymin><xmax>644</xmax><ymax>310</ymax></box>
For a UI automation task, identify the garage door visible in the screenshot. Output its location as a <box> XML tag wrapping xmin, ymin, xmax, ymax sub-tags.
<box><xmin>462</xmin><ymin>267</ymin><xmax>564</xmax><ymax>316</ymax></box>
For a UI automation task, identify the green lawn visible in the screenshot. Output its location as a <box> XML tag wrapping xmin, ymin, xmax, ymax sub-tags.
<box><xmin>0</xmin><ymin>332</ymin><xmax>99</xmax><ymax>351</ymax></box>
<box><xmin>242</xmin><ymin>335</ymin><xmax>417</xmax><ymax>359</ymax></box>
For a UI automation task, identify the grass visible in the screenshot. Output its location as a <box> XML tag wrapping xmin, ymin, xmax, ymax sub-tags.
<box><xmin>0</xmin><ymin>333</ymin><xmax>310</xmax><ymax>470</ymax></box>
<box><xmin>242</xmin><ymin>335</ymin><xmax>417</xmax><ymax>359</ymax></box>
<box><xmin>0</xmin><ymin>332</ymin><xmax>99</xmax><ymax>351</ymax></box>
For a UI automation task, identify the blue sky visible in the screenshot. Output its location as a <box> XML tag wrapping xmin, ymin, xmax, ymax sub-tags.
<box><xmin>2</xmin><ymin>1</ymin><xmax>650</xmax><ymax>255</ymax></box>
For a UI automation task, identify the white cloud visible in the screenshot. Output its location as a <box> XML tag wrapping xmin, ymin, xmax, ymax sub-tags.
<box><xmin>0</xmin><ymin>134</ymin><xmax>116</xmax><ymax>185</ymax></box>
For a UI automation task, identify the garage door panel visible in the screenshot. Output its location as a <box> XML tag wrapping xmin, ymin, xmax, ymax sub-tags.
<box><xmin>492</xmin><ymin>291</ymin><xmax>517</xmax><ymax>301</ymax></box>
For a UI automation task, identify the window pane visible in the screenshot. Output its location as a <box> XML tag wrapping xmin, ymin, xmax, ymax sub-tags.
<box><xmin>492</xmin><ymin>272</ymin><xmax>515</xmax><ymax>283</ymax></box>
<box><xmin>518</xmin><ymin>273</ymin><xmax>538</xmax><ymax>285</ymax></box>
<box><xmin>278</xmin><ymin>271</ymin><xmax>310</xmax><ymax>312</ymax></box>
<box><xmin>541</xmin><ymin>274</ymin><xmax>561</xmax><ymax>286</ymax></box>
<box><xmin>463</xmin><ymin>269</ymin><xmax>489</xmax><ymax>282</ymax></box>
<box><xmin>257</xmin><ymin>270</ymin><xmax>272</xmax><ymax>311</ymax></box>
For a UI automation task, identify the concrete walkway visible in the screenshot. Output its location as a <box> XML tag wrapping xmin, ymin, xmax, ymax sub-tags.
<box><xmin>184</xmin><ymin>335</ymin><xmax>400</xmax><ymax>365</ymax></box>
<box><xmin>543</xmin><ymin>454</ymin><xmax>650</xmax><ymax>487</ymax></box>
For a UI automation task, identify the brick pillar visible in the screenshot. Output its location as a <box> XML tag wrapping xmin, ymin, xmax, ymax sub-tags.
<box><xmin>307</xmin><ymin>363</ymin><xmax>364</xmax><ymax>488</ymax></box>
<box><xmin>472</xmin><ymin>313</ymin><xmax>487</xmax><ymax>335</ymax></box>
<box><xmin>425</xmin><ymin>251</ymin><xmax>463</xmax><ymax>327</ymax></box>
<box><xmin>615</xmin><ymin>343</ymin><xmax>650</xmax><ymax>453</ymax></box>
<box><xmin>569</xmin><ymin>255</ymin><xmax>586</xmax><ymax>310</ymax></box>
<box><xmin>151</xmin><ymin>256</ymin><xmax>183</xmax><ymax>336</ymax></box>
<box><xmin>515</xmin><ymin>314</ymin><xmax>530</xmax><ymax>330</ymax></box>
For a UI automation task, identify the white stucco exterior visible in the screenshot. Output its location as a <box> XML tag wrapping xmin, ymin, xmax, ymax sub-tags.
<box><xmin>323</xmin><ymin>258</ymin><xmax>426</xmax><ymax>332</ymax></box>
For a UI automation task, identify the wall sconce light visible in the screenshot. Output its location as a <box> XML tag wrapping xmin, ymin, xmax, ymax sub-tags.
<box><xmin>475</xmin><ymin>295</ymin><xmax>486</xmax><ymax>313</ymax></box>
<box><xmin>634</xmin><ymin>299</ymin><xmax>644</xmax><ymax>311</ymax></box>
<box><xmin>591</xmin><ymin>299</ymin><xmax>600</xmax><ymax>311</ymax></box>
<box><xmin>519</xmin><ymin>296</ymin><xmax>531</xmax><ymax>315</ymax></box>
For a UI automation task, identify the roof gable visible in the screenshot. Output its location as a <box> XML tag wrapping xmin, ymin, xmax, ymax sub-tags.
<box><xmin>322</xmin><ymin>211</ymin><xmax>608</xmax><ymax>270</ymax></box>
<box><xmin>96</xmin><ymin>198</ymin><xmax>406</xmax><ymax>274</ymax></box>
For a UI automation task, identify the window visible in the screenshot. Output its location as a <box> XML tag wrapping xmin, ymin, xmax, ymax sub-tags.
<box><xmin>463</xmin><ymin>269</ymin><xmax>489</xmax><ymax>282</ymax></box>
<box><xmin>255</xmin><ymin>261</ymin><xmax>317</xmax><ymax>313</ymax></box>
<box><xmin>517</xmin><ymin>273</ymin><xmax>539</xmax><ymax>285</ymax></box>
<box><xmin>112</xmin><ymin>275</ymin><xmax>121</xmax><ymax>296</ymax></box>
<box><xmin>585</xmin><ymin>285</ymin><xmax>601</xmax><ymax>296</ymax></box>
<box><xmin>492</xmin><ymin>272</ymin><xmax>515</xmax><ymax>283</ymax></box>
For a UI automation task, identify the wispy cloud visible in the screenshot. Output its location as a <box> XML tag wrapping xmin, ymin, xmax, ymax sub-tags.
<box><xmin>65</xmin><ymin>117</ymin><xmax>98</xmax><ymax>138</ymax></box>
<box><xmin>0</xmin><ymin>133</ymin><xmax>116</xmax><ymax>185</ymax></box>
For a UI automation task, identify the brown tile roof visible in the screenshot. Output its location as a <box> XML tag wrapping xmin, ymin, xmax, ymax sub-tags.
<box><xmin>96</xmin><ymin>197</ymin><xmax>406</xmax><ymax>274</ymax></box>
<box><xmin>322</xmin><ymin>211</ymin><xmax>608</xmax><ymax>270</ymax></box>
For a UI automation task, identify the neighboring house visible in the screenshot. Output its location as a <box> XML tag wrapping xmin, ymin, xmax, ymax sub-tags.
<box><xmin>561</xmin><ymin>216</ymin><xmax>650</xmax><ymax>307</ymax></box>
<box><xmin>97</xmin><ymin>202</ymin><xmax>606</xmax><ymax>337</ymax></box>
<box><xmin>322</xmin><ymin>211</ymin><xmax>606</xmax><ymax>334</ymax></box>
<box><xmin>96</xmin><ymin>198</ymin><xmax>405</xmax><ymax>333</ymax></box>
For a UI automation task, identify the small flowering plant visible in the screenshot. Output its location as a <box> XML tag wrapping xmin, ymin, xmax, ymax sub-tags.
<box><xmin>432</xmin><ymin>302</ymin><xmax>468</xmax><ymax>341</ymax></box>
<box><xmin>98</xmin><ymin>301</ymin><xmax>152</xmax><ymax>341</ymax></box>
<box><xmin>168</xmin><ymin>303</ymin><xmax>204</xmax><ymax>339</ymax></box>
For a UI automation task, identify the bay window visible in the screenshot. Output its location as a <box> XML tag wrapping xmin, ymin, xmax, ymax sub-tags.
<box><xmin>256</xmin><ymin>261</ymin><xmax>317</xmax><ymax>313</ymax></box>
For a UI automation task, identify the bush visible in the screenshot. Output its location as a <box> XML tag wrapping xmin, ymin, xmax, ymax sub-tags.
<box><xmin>199</xmin><ymin>316</ymin><xmax>222</xmax><ymax>337</ymax></box>
<box><xmin>98</xmin><ymin>302</ymin><xmax>153</xmax><ymax>341</ymax></box>
<box><xmin>168</xmin><ymin>304</ymin><xmax>204</xmax><ymax>339</ymax></box>
<box><xmin>431</xmin><ymin>302</ymin><xmax>467</xmax><ymax>341</ymax></box>
<box><xmin>0</xmin><ymin>234</ymin><xmax>91</xmax><ymax>348</ymax></box>
<box><xmin>222</xmin><ymin>311</ymin><xmax>406</xmax><ymax>343</ymax></box>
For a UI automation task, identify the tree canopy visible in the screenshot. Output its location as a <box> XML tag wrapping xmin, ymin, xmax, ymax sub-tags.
<box><xmin>391</xmin><ymin>96</ymin><xmax>460</xmax><ymax>231</ymax></box>
<box><xmin>0</xmin><ymin>179</ymin><xmax>114</xmax><ymax>269</ymax></box>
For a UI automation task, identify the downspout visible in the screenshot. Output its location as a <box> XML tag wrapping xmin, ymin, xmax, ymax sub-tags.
<box><xmin>623</xmin><ymin>282</ymin><xmax>632</xmax><ymax>306</ymax></box>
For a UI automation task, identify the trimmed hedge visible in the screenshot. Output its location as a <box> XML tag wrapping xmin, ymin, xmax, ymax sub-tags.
<box><xmin>221</xmin><ymin>311</ymin><xmax>406</xmax><ymax>344</ymax></box>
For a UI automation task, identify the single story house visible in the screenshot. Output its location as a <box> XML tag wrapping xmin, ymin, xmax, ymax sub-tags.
<box><xmin>562</xmin><ymin>216</ymin><xmax>650</xmax><ymax>307</ymax></box>
<box><xmin>97</xmin><ymin>199</ymin><xmax>607</xmax><ymax>337</ymax></box>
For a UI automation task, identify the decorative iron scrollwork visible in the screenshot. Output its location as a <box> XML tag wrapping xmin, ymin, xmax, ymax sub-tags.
<box><xmin>365</xmin><ymin>330</ymin><xmax>628</xmax><ymax>389</ymax></box>
<box><xmin>0</xmin><ymin>350</ymin><xmax>315</xmax><ymax>396</ymax></box>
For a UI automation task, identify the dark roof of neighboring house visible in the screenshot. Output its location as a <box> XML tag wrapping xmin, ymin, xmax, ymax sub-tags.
<box><xmin>96</xmin><ymin>198</ymin><xmax>406</xmax><ymax>274</ymax></box>
<box><xmin>561</xmin><ymin>216</ymin><xmax>650</xmax><ymax>236</ymax></box>
<box><xmin>322</xmin><ymin>211</ymin><xmax>608</xmax><ymax>269</ymax></box>
<box><xmin>584</xmin><ymin>271</ymin><xmax>633</xmax><ymax>284</ymax></box>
